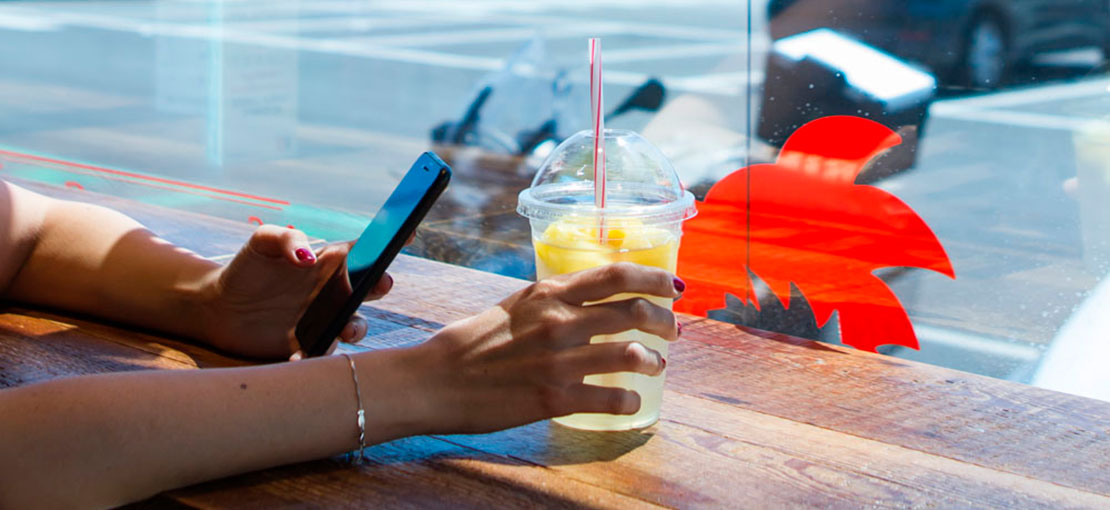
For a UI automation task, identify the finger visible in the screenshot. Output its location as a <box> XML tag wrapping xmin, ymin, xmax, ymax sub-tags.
<box><xmin>555</xmin><ymin>341</ymin><xmax>666</xmax><ymax>381</ymax></box>
<box><xmin>246</xmin><ymin>225</ymin><xmax>315</xmax><ymax>267</ymax></box>
<box><xmin>406</xmin><ymin>232</ymin><xmax>416</xmax><ymax>246</ymax></box>
<box><xmin>365</xmin><ymin>273</ymin><xmax>394</xmax><ymax>301</ymax></box>
<box><xmin>340</xmin><ymin>316</ymin><xmax>369</xmax><ymax>343</ymax></box>
<box><xmin>558</xmin><ymin>262</ymin><xmax>682</xmax><ymax>305</ymax></box>
<box><xmin>565</xmin><ymin>384</ymin><xmax>641</xmax><ymax>416</ymax></box>
<box><xmin>338</xmin><ymin>321</ymin><xmax>357</xmax><ymax>343</ymax></box>
<box><xmin>574</xmin><ymin>297</ymin><xmax>679</xmax><ymax>342</ymax></box>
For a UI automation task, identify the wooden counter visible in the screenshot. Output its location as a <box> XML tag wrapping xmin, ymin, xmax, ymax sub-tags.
<box><xmin>2</xmin><ymin>182</ymin><xmax>1109</xmax><ymax>509</ymax></box>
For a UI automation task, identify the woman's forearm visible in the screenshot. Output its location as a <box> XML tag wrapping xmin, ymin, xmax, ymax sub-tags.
<box><xmin>0</xmin><ymin>347</ymin><xmax>432</xmax><ymax>510</ymax></box>
<box><xmin>4</xmin><ymin>191</ymin><xmax>220</xmax><ymax>341</ymax></box>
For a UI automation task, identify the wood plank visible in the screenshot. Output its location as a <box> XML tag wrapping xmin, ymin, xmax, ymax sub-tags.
<box><xmin>671</xmin><ymin>320</ymin><xmax>1110</xmax><ymax>495</ymax></box>
<box><xmin>0</xmin><ymin>311</ymin><xmax>196</xmax><ymax>387</ymax></box>
<box><xmin>8</xmin><ymin>299</ymin><xmax>1106</xmax><ymax>509</ymax></box>
<box><xmin>431</xmin><ymin>391</ymin><xmax>1109</xmax><ymax>509</ymax></box>
<box><xmin>371</xmin><ymin>255</ymin><xmax>1110</xmax><ymax>497</ymax></box>
<box><xmin>142</xmin><ymin>436</ymin><xmax>662</xmax><ymax>510</ymax></box>
<box><xmin>8</xmin><ymin>184</ymin><xmax>1110</xmax><ymax>506</ymax></box>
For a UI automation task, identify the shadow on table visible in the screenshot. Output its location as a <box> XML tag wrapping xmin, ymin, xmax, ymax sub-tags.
<box><xmin>541</xmin><ymin>423</ymin><xmax>654</xmax><ymax>464</ymax></box>
<box><xmin>0</xmin><ymin>311</ymin><xmax>233</xmax><ymax>387</ymax></box>
<box><xmin>433</xmin><ymin>420</ymin><xmax>655</xmax><ymax>467</ymax></box>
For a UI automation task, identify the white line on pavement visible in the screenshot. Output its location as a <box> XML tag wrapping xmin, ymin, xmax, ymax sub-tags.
<box><xmin>605</xmin><ymin>41</ymin><xmax>758</xmax><ymax>63</ymax></box>
<box><xmin>340</xmin><ymin>26</ymin><xmax>599</xmax><ymax>47</ymax></box>
<box><xmin>929</xmin><ymin>105</ymin><xmax>1110</xmax><ymax>132</ymax></box>
<box><xmin>221</xmin><ymin>16</ymin><xmax>470</xmax><ymax>34</ymax></box>
<box><xmin>913</xmin><ymin>324</ymin><xmax>1043</xmax><ymax>363</ymax></box>
<box><xmin>934</xmin><ymin>78</ymin><xmax>1110</xmax><ymax>110</ymax></box>
<box><xmin>4</xmin><ymin>6</ymin><xmax>758</xmax><ymax>95</ymax></box>
<box><xmin>0</xmin><ymin>12</ymin><xmax>59</xmax><ymax>31</ymax></box>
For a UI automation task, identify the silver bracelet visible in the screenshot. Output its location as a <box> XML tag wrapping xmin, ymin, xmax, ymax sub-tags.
<box><xmin>342</xmin><ymin>353</ymin><xmax>367</xmax><ymax>464</ymax></box>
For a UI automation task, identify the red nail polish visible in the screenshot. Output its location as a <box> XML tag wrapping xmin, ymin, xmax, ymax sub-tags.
<box><xmin>673</xmin><ymin>276</ymin><xmax>686</xmax><ymax>293</ymax></box>
<box><xmin>295</xmin><ymin>248</ymin><xmax>315</xmax><ymax>263</ymax></box>
<box><xmin>661</xmin><ymin>357</ymin><xmax>667</xmax><ymax>370</ymax></box>
<box><xmin>677</xmin><ymin>322</ymin><xmax>683</xmax><ymax>336</ymax></box>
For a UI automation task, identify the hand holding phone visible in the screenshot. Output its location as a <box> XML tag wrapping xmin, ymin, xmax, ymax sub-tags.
<box><xmin>295</xmin><ymin>152</ymin><xmax>451</xmax><ymax>357</ymax></box>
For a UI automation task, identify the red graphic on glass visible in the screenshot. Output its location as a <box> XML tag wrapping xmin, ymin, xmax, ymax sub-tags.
<box><xmin>675</xmin><ymin>116</ymin><xmax>955</xmax><ymax>352</ymax></box>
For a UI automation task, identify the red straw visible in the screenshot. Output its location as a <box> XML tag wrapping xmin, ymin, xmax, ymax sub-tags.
<box><xmin>589</xmin><ymin>38</ymin><xmax>606</xmax><ymax>242</ymax></box>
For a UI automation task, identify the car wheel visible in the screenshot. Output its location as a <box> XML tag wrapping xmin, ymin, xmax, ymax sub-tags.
<box><xmin>960</xmin><ymin>15</ymin><xmax>1009</xmax><ymax>89</ymax></box>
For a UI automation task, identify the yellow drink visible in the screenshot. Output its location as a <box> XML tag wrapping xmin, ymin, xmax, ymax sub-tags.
<box><xmin>534</xmin><ymin>218</ymin><xmax>679</xmax><ymax>430</ymax></box>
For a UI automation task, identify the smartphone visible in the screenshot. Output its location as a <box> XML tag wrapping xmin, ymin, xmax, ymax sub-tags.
<box><xmin>295</xmin><ymin>152</ymin><xmax>451</xmax><ymax>357</ymax></box>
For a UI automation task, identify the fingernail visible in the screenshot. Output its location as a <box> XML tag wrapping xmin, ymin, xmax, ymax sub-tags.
<box><xmin>673</xmin><ymin>276</ymin><xmax>686</xmax><ymax>293</ymax></box>
<box><xmin>661</xmin><ymin>357</ymin><xmax>667</xmax><ymax>371</ymax></box>
<box><xmin>295</xmin><ymin>248</ymin><xmax>315</xmax><ymax>263</ymax></box>
<box><xmin>677</xmin><ymin>322</ymin><xmax>683</xmax><ymax>337</ymax></box>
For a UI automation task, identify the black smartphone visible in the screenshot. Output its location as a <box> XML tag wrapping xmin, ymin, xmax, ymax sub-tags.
<box><xmin>295</xmin><ymin>152</ymin><xmax>451</xmax><ymax>357</ymax></box>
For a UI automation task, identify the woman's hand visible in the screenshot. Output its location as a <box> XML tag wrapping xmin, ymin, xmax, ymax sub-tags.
<box><xmin>200</xmin><ymin>225</ymin><xmax>393</xmax><ymax>359</ymax></box>
<box><xmin>408</xmin><ymin>262</ymin><xmax>683</xmax><ymax>434</ymax></box>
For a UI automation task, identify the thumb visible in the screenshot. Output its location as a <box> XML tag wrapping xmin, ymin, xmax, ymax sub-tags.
<box><xmin>247</xmin><ymin>225</ymin><xmax>316</xmax><ymax>267</ymax></box>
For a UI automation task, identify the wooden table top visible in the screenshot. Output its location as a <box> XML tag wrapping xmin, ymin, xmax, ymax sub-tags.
<box><xmin>3</xmin><ymin>181</ymin><xmax>1110</xmax><ymax>509</ymax></box>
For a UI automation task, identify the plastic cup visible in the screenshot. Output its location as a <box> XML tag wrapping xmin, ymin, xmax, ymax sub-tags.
<box><xmin>517</xmin><ymin>128</ymin><xmax>696</xmax><ymax>430</ymax></box>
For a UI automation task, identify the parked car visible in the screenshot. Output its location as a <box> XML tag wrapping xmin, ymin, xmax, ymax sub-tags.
<box><xmin>767</xmin><ymin>0</ymin><xmax>1110</xmax><ymax>89</ymax></box>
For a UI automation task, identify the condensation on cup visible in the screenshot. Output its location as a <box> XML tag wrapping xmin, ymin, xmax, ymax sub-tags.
<box><xmin>518</xmin><ymin>128</ymin><xmax>697</xmax><ymax>430</ymax></box>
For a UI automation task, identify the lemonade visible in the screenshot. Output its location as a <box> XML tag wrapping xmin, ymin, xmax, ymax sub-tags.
<box><xmin>517</xmin><ymin>128</ymin><xmax>696</xmax><ymax>431</ymax></box>
<box><xmin>534</xmin><ymin>217</ymin><xmax>679</xmax><ymax>430</ymax></box>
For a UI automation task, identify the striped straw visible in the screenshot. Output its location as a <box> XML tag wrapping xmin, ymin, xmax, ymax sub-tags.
<box><xmin>589</xmin><ymin>38</ymin><xmax>606</xmax><ymax>242</ymax></box>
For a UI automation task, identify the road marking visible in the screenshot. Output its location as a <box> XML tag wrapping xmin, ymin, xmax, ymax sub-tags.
<box><xmin>930</xmin><ymin>104</ymin><xmax>1110</xmax><ymax>132</ymax></box>
<box><xmin>4</xmin><ymin>6</ymin><xmax>758</xmax><ymax>95</ymax></box>
<box><xmin>929</xmin><ymin>76</ymin><xmax>1110</xmax><ymax>132</ymax></box>
<box><xmin>0</xmin><ymin>12</ymin><xmax>59</xmax><ymax>31</ymax></box>
<box><xmin>222</xmin><ymin>16</ymin><xmax>473</xmax><ymax>34</ymax></box>
<box><xmin>114</xmin><ymin>1</ymin><xmax>751</xmax><ymax>41</ymax></box>
<box><xmin>341</xmin><ymin>26</ymin><xmax>598</xmax><ymax>47</ymax></box>
<box><xmin>935</xmin><ymin>78</ymin><xmax>1110</xmax><ymax>110</ymax></box>
<box><xmin>470</xmin><ymin>13</ymin><xmax>748</xmax><ymax>42</ymax></box>
<box><xmin>913</xmin><ymin>324</ymin><xmax>1043</xmax><ymax>364</ymax></box>
<box><xmin>664</xmin><ymin>70</ymin><xmax>764</xmax><ymax>95</ymax></box>
<box><xmin>605</xmin><ymin>41</ymin><xmax>758</xmax><ymax>63</ymax></box>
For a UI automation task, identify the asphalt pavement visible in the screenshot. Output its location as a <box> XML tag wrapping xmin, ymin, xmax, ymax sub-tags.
<box><xmin>3</xmin><ymin>0</ymin><xmax>1110</xmax><ymax>392</ymax></box>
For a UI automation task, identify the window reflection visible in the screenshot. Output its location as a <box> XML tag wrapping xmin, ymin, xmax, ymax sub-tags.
<box><xmin>1</xmin><ymin>0</ymin><xmax>1109</xmax><ymax>401</ymax></box>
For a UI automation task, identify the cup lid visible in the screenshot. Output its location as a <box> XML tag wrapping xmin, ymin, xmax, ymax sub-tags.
<box><xmin>517</xmin><ymin>129</ymin><xmax>697</xmax><ymax>224</ymax></box>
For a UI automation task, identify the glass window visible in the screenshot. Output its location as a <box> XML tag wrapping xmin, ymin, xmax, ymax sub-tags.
<box><xmin>3</xmin><ymin>0</ymin><xmax>1109</xmax><ymax>403</ymax></box>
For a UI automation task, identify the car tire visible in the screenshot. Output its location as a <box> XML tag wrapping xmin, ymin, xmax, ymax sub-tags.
<box><xmin>958</xmin><ymin>14</ymin><xmax>1010</xmax><ymax>90</ymax></box>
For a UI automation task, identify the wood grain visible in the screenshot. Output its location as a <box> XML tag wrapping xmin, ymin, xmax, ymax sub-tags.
<box><xmin>4</xmin><ymin>182</ymin><xmax>1110</xmax><ymax>508</ymax></box>
<box><xmin>370</xmin><ymin>255</ymin><xmax>1110</xmax><ymax>499</ymax></box>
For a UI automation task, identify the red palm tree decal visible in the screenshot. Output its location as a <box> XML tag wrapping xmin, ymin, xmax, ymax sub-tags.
<box><xmin>675</xmin><ymin>116</ymin><xmax>955</xmax><ymax>352</ymax></box>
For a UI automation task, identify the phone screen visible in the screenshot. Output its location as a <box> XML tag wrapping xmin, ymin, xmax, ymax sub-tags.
<box><xmin>295</xmin><ymin>153</ymin><xmax>450</xmax><ymax>356</ymax></box>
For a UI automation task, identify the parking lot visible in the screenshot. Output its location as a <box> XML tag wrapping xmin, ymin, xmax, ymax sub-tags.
<box><xmin>3</xmin><ymin>0</ymin><xmax>1110</xmax><ymax>390</ymax></box>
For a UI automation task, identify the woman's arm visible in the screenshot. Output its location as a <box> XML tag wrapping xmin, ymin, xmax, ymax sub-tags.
<box><xmin>0</xmin><ymin>348</ymin><xmax>425</xmax><ymax>509</ymax></box>
<box><xmin>1</xmin><ymin>180</ymin><xmax>223</xmax><ymax>342</ymax></box>
<box><xmin>0</xmin><ymin>180</ymin><xmax>381</xmax><ymax>358</ymax></box>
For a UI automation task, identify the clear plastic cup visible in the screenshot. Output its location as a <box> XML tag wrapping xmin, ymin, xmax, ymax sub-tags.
<box><xmin>517</xmin><ymin>128</ymin><xmax>697</xmax><ymax>430</ymax></box>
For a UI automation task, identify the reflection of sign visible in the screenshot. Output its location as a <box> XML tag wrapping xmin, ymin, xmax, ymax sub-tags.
<box><xmin>155</xmin><ymin>2</ymin><xmax>298</xmax><ymax>165</ymax></box>
<box><xmin>676</xmin><ymin>116</ymin><xmax>955</xmax><ymax>352</ymax></box>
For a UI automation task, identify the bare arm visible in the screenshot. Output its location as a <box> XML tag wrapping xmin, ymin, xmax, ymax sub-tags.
<box><xmin>0</xmin><ymin>179</ymin><xmax>379</xmax><ymax>358</ymax></box>
<box><xmin>0</xmin><ymin>180</ymin><xmax>220</xmax><ymax>341</ymax></box>
<box><xmin>0</xmin><ymin>347</ymin><xmax>433</xmax><ymax>509</ymax></box>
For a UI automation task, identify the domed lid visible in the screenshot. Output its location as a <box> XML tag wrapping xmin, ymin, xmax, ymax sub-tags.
<box><xmin>518</xmin><ymin>128</ymin><xmax>696</xmax><ymax>224</ymax></box>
